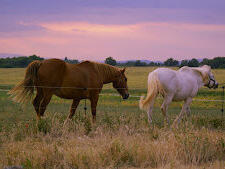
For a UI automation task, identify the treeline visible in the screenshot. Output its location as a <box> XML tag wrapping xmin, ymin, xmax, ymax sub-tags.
<box><xmin>0</xmin><ymin>55</ymin><xmax>44</xmax><ymax>68</ymax></box>
<box><xmin>0</xmin><ymin>55</ymin><xmax>225</xmax><ymax>68</ymax></box>
<box><xmin>105</xmin><ymin>57</ymin><xmax>225</xmax><ymax>68</ymax></box>
<box><xmin>0</xmin><ymin>55</ymin><xmax>79</xmax><ymax>68</ymax></box>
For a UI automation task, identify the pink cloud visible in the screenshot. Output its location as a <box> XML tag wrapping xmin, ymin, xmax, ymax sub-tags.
<box><xmin>1</xmin><ymin>21</ymin><xmax>225</xmax><ymax>61</ymax></box>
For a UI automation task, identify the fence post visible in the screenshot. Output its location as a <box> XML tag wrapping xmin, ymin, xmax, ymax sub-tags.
<box><xmin>222</xmin><ymin>86</ymin><xmax>224</xmax><ymax>117</ymax></box>
<box><xmin>84</xmin><ymin>99</ymin><xmax>87</xmax><ymax>117</ymax></box>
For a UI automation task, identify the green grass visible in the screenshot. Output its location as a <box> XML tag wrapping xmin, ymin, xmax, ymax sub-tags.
<box><xmin>0</xmin><ymin>67</ymin><xmax>224</xmax><ymax>130</ymax></box>
<box><xmin>0</xmin><ymin>67</ymin><xmax>225</xmax><ymax>168</ymax></box>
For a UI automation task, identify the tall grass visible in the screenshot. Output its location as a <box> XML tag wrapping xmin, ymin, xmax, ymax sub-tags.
<box><xmin>1</xmin><ymin>112</ymin><xmax>225</xmax><ymax>169</ymax></box>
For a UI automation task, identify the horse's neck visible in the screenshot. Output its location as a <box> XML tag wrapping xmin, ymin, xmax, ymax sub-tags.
<box><xmin>195</xmin><ymin>74</ymin><xmax>204</xmax><ymax>89</ymax></box>
<box><xmin>192</xmin><ymin>68</ymin><xmax>204</xmax><ymax>89</ymax></box>
<box><xmin>190</xmin><ymin>68</ymin><xmax>205</xmax><ymax>89</ymax></box>
<box><xmin>98</xmin><ymin>64</ymin><xmax>119</xmax><ymax>84</ymax></box>
<box><xmin>180</xmin><ymin>67</ymin><xmax>205</xmax><ymax>89</ymax></box>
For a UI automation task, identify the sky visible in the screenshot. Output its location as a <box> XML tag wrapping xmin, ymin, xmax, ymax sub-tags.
<box><xmin>0</xmin><ymin>0</ymin><xmax>225</xmax><ymax>61</ymax></box>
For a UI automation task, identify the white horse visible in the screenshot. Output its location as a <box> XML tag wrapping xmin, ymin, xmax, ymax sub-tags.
<box><xmin>139</xmin><ymin>65</ymin><xmax>218</xmax><ymax>126</ymax></box>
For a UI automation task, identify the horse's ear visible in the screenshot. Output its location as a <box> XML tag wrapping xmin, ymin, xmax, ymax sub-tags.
<box><xmin>121</xmin><ymin>68</ymin><xmax>126</xmax><ymax>74</ymax></box>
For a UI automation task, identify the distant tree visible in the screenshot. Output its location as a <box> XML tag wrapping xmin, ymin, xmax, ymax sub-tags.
<box><xmin>0</xmin><ymin>54</ymin><xmax>44</xmax><ymax>68</ymax></box>
<box><xmin>105</xmin><ymin>57</ymin><xmax>117</xmax><ymax>66</ymax></box>
<box><xmin>188</xmin><ymin>58</ymin><xmax>199</xmax><ymax>67</ymax></box>
<box><xmin>64</xmin><ymin>57</ymin><xmax>69</xmax><ymax>62</ymax></box>
<box><xmin>200</xmin><ymin>58</ymin><xmax>210</xmax><ymax>66</ymax></box>
<box><xmin>28</xmin><ymin>55</ymin><xmax>43</xmax><ymax>62</ymax></box>
<box><xmin>134</xmin><ymin>60</ymin><xmax>147</xmax><ymax>66</ymax></box>
<box><xmin>124</xmin><ymin>61</ymin><xmax>136</xmax><ymax>67</ymax></box>
<box><xmin>210</xmin><ymin>57</ymin><xmax>225</xmax><ymax>68</ymax></box>
<box><xmin>180</xmin><ymin>60</ymin><xmax>188</xmax><ymax>67</ymax></box>
<box><xmin>164</xmin><ymin>58</ymin><xmax>179</xmax><ymax>67</ymax></box>
<box><xmin>148</xmin><ymin>61</ymin><xmax>155</xmax><ymax>66</ymax></box>
<box><xmin>64</xmin><ymin>57</ymin><xmax>79</xmax><ymax>64</ymax></box>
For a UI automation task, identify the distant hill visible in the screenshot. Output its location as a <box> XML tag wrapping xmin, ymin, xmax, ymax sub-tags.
<box><xmin>0</xmin><ymin>53</ymin><xmax>23</xmax><ymax>58</ymax></box>
<box><xmin>117</xmin><ymin>60</ymin><xmax>163</xmax><ymax>64</ymax></box>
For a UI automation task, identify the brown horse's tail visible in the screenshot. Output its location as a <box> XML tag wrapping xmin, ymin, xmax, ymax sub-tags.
<box><xmin>8</xmin><ymin>60</ymin><xmax>42</xmax><ymax>104</ymax></box>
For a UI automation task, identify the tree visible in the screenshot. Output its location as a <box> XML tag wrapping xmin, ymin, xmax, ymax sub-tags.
<box><xmin>164</xmin><ymin>58</ymin><xmax>179</xmax><ymax>67</ymax></box>
<box><xmin>64</xmin><ymin>57</ymin><xmax>79</xmax><ymax>64</ymax></box>
<box><xmin>210</xmin><ymin>57</ymin><xmax>225</xmax><ymax>68</ymax></box>
<box><xmin>188</xmin><ymin>58</ymin><xmax>199</xmax><ymax>67</ymax></box>
<box><xmin>134</xmin><ymin>60</ymin><xmax>147</xmax><ymax>66</ymax></box>
<box><xmin>0</xmin><ymin>55</ymin><xmax>44</xmax><ymax>68</ymax></box>
<box><xmin>64</xmin><ymin>57</ymin><xmax>69</xmax><ymax>62</ymax></box>
<box><xmin>180</xmin><ymin>60</ymin><xmax>188</xmax><ymax>67</ymax></box>
<box><xmin>200</xmin><ymin>58</ymin><xmax>210</xmax><ymax>66</ymax></box>
<box><xmin>105</xmin><ymin>57</ymin><xmax>117</xmax><ymax>66</ymax></box>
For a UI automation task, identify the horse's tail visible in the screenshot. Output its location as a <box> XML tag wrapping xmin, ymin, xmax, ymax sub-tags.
<box><xmin>139</xmin><ymin>71</ymin><xmax>161</xmax><ymax>111</ymax></box>
<box><xmin>8</xmin><ymin>60</ymin><xmax>42</xmax><ymax>104</ymax></box>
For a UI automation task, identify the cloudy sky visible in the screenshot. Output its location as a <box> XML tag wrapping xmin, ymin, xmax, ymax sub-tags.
<box><xmin>0</xmin><ymin>0</ymin><xmax>225</xmax><ymax>61</ymax></box>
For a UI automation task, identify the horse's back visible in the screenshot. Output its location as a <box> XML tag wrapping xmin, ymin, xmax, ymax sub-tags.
<box><xmin>37</xmin><ymin>59</ymin><xmax>66</xmax><ymax>87</ymax></box>
<box><xmin>66</xmin><ymin>61</ymin><xmax>100</xmax><ymax>84</ymax></box>
<box><xmin>153</xmin><ymin>67</ymin><xmax>199</xmax><ymax>100</ymax></box>
<box><xmin>61</xmin><ymin>61</ymin><xmax>102</xmax><ymax>89</ymax></box>
<box><xmin>151</xmin><ymin>68</ymin><xmax>177</xmax><ymax>86</ymax></box>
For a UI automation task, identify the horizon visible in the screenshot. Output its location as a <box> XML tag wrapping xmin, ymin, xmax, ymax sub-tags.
<box><xmin>1</xmin><ymin>0</ymin><xmax>225</xmax><ymax>61</ymax></box>
<box><xmin>0</xmin><ymin>53</ymin><xmax>219</xmax><ymax>63</ymax></box>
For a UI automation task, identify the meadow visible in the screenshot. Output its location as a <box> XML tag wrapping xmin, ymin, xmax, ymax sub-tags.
<box><xmin>0</xmin><ymin>67</ymin><xmax>225</xmax><ymax>169</ymax></box>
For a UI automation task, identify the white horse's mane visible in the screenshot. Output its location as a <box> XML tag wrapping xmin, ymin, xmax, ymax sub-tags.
<box><xmin>179</xmin><ymin>65</ymin><xmax>211</xmax><ymax>84</ymax></box>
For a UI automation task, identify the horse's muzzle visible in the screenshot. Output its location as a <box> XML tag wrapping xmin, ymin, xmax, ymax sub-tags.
<box><xmin>123</xmin><ymin>93</ymin><xmax>129</xmax><ymax>100</ymax></box>
<box><xmin>213</xmin><ymin>83</ymin><xmax>219</xmax><ymax>89</ymax></box>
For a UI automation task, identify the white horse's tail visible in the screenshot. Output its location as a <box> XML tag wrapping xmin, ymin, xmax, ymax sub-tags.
<box><xmin>139</xmin><ymin>71</ymin><xmax>161</xmax><ymax>111</ymax></box>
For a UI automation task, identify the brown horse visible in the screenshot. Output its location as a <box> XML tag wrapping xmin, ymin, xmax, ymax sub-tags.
<box><xmin>9</xmin><ymin>59</ymin><xmax>129</xmax><ymax>122</ymax></box>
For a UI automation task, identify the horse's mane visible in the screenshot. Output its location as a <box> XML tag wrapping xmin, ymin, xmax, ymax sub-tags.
<box><xmin>94</xmin><ymin>62</ymin><xmax>121</xmax><ymax>79</ymax></box>
<box><xmin>79</xmin><ymin>61</ymin><xmax>121</xmax><ymax>82</ymax></box>
<box><xmin>179</xmin><ymin>65</ymin><xmax>211</xmax><ymax>84</ymax></box>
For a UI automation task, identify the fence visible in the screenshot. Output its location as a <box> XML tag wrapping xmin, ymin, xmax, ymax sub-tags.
<box><xmin>0</xmin><ymin>84</ymin><xmax>224</xmax><ymax>118</ymax></box>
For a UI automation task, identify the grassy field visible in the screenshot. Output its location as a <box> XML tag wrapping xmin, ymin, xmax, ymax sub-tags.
<box><xmin>0</xmin><ymin>67</ymin><xmax>225</xmax><ymax>169</ymax></box>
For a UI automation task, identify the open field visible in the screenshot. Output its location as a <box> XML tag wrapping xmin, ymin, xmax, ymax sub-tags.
<box><xmin>0</xmin><ymin>67</ymin><xmax>225</xmax><ymax>169</ymax></box>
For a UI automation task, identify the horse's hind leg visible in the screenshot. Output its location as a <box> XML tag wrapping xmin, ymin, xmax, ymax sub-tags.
<box><xmin>38</xmin><ymin>91</ymin><xmax>53</xmax><ymax>117</ymax></box>
<box><xmin>147</xmin><ymin>99</ymin><xmax>155</xmax><ymax>124</ymax></box>
<box><xmin>32</xmin><ymin>88</ymin><xmax>43</xmax><ymax>120</ymax></box>
<box><xmin>161</xmin><ymin>95</ymin><xmax>173</xmax><ymax>126</ymax></box>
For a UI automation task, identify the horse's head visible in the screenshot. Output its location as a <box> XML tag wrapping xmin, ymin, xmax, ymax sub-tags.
<box><xmin>201</xmin><ymin>65</ymin><xmax>219</xmax><ymax>89</ymax></box>
<box><xmin>113</xmin><ymin>68</ymin><xmax>129</xmax><ymax>100</ymax></box>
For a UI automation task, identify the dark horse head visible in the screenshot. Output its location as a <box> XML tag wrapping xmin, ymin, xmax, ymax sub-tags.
<box><xmin>113</xmin><ymin>68</ymin><xmax>129</xmax><ymax>100</ymax></box>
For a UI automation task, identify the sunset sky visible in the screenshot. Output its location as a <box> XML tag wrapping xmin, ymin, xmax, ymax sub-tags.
<box><xmin>0</xmin><ymin>0</ymin><xmax>225</xmax><ymax>61</ymax></box>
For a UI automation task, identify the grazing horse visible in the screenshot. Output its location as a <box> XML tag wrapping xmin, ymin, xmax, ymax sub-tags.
<box><xmin>9</xmin><ymin>59</ymin><xmax>129</xmax><ymax>122</ymax></box>
<box><xmin>139</xmin><ymin>65</ymin><xmax>218</xmax><ymax>126</ymax></box>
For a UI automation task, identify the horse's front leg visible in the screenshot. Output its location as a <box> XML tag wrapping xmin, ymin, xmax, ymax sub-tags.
<box><xmin>68</xmin><ymin>99</ymin><xmax>80</xmax><ymax>119</ymax></box>
<box><xmin>90</xmin><ymin>94</ymin><xmax>99</xmax><ymax>123</ymax></box>
<box><xmin>64</xmin><ymin>99</ymin><xmax>80</xmax><ymax>126</ymax></box>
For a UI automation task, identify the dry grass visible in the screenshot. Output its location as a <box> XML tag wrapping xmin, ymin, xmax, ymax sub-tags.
<box><xmin>1</xmin><ymin>113</ymin><xmax>225</xmax><ymax>169</ymax></box>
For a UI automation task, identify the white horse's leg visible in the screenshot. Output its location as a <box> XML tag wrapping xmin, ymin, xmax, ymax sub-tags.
<box><xmin>147</xmin><ymin>99</ymin><xmax>155</xmax><ymax>124</ymax></box>
<box><xmin>161</xmin><ymin>95</ymin><xmax>173</xmax><ymax>125</ymax></box>
<box><xmin>186</xmin><ymin>105</ymin><xmax>191</xmax><ymax>117</ymax></box>
<box><xmin>174</xmin><ymin>97</ymin><xmax>192</xmax><ymax>126</ymax></box>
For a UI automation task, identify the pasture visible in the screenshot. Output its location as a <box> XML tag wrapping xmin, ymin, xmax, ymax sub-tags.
<box><xmin>0</xmin><ymin>67</ymin><xmax>225</xmax><ymax>169</ymax></box>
